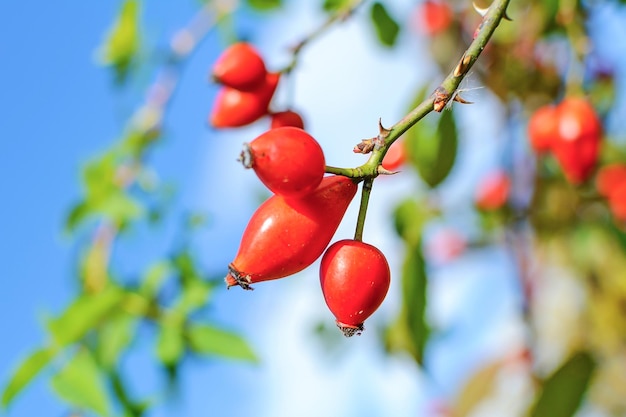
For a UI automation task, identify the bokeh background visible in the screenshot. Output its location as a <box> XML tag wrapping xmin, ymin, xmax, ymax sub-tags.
<box><xmin>2</xmin><ymin>1</ymin><xmax>626</xmax><ymax>417</ymax></box>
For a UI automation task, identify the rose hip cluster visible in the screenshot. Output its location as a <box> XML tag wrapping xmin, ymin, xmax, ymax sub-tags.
<box><xmin>209</xmin><ymin>42</ymin><xmax>304</xmax><ymax>130</ymax></box>
<box><xmin>527</xmin><ymin>96</ymin><xmax>602</xmax><ymax>184</ymax></box>
<box><xmin>212</xmin><ymin>44</ymin><xmax>391</xmax><ymax>336</ymax></box>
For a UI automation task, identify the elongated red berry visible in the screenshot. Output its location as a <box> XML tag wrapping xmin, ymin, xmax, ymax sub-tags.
<box><xmin>210</xmin><ymin>72</ymin><xmax>280</xmax><ymax>128</ymax></box>
<box><xmin>243</xmin><ymin>127</ymin><xmax>325</xmax><ymax>197</ymax></box>
<box><xmin>212</xmin><ymin>42</ymin><xmax>266</xmax><ymax>91</ymax></box>
<box><xmin>226</xmin><ymin>175</ymin><xmax>358</xmax><ymax>290</ymax></box>
<box><xmin>320</xmin><ymin>239</ymin><xmax>390</xmax><ymax>337</ymax></box>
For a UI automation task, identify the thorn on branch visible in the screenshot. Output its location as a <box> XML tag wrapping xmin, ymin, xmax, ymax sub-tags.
<box><xmin>374</xmin><ymin>118</ymin><xmax>391</xmax><ymax>150</ymax></box>
<box><xmin>377</xmin><ymin>166</ymin><xmax>398</xmax><ymax>176</ymax></box>
<box><xmin>472</xmin><ymin>2</ymin><xmax>490</xmax><ymax>17</ymax></box>
<box><xmin>453</xmin><ymin>94</ymin><xmax>474</xmax><ymax>105</ymax></box>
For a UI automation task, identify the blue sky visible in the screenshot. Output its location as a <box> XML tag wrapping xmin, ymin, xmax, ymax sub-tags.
<box><xmin>0</xmin><ymin>1</ymin><xmax>529</xmax><ymax>416</ymax></box>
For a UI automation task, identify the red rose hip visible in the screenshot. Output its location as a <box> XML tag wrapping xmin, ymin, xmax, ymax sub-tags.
<box><xmin>226</xmin><ymin>175</ymin><xmax>358</xmax><ymax>290</ymax></box>
<box><xmin>320</xmin><ymin>239</ymin><xmax>391</xmax><ymax>337</ymax></box>
<box><xmin>242</xmin><ymin>127</ymin><xmax>325</xmax><ymax>197</ymax></box>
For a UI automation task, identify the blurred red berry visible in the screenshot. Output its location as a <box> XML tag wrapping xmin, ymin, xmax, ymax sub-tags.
<box><xmin>527</xmin><ymin>104</ymin><xmax>558</xmax><ymax>154</ymax></box>
<box><xmin>270</xmin><ymin>110</ymin><xmax>305</xmax><ymax>129</ymax></box>
<box><xmin>414</xmin><ymin>0</ymin><xmax>454</xmax><ymax>36</ymax></box>
<box><xmin>210</xmin><ymin>72</ymin><xmax>280</xmax><ymax>128</ymax></box>
<box><xmin>475</xmin><ymin>170</ymin><xmax>511</xmax><ymax>211</ymax></box>
<box><xmin>596</xmin><ymin>163</ymin><xmax>626</xmax><ymax>198</ymax></box>
<box><xmin>551</xmin><ymin>97</ymin><xmax>602</xmax><ymax>184</ymax></box>
<box><xmin>382</xmin><ymin>140</ymin><xmax>407</xmax><ymax>171</ymax></box>
<box><xmin>426</xmin><ymin>229</ymin><xmax>466</xmax><ymax>264</ymax></box>
<box><xmin>211</xmin><ymin>42</ymin><xmax>267</xmax><ymax>91</ymax></box>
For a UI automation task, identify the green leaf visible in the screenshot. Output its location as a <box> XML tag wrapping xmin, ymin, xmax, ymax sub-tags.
<box><xmin>97</xmin><ymin>0</ymin><xmax>141</xmax><ymax>83</ymax></box>
<box><xmin>406</xmin><ymin>109</ymin><xmax>458</xmax><ymax>188</ymax></box>
<box><xmin>156</xmin><ymin>320</ymin><xmax>184</xmax><ymax>366</ymax></box>
<box><xmin>369</xmin><ymin>2</ymin><xmax>400</xmax><ymax>48</ymax></box>
<box><xmin>187</xmin><ymin>324</ymin><xmax>258</xmax><ymax>363</ymax></box>
<box><xmin>2</xmin><ymin>347</ymin><xmax>56</xmax><ymax>408</ymax></box>
<box><xmin>530</xmin><ymin>351</ymin><xmax>596</xmax><ymax>417</ymax></box>
<box><xmin>97</xmin><ymin>314</ymin><xmax>136</xmax><ymax>369</ymax></box>
<box><xmin>50</xmin><ymin>349</ymin><xmax>109</xmax><ymax>417</ymax></box>
<box><xmin>47</xmin><ymin>286</ymin><xmax>125</xmax><ymax>347</ymax></box>
<box><xmin>245</xmin><ymin>0</ymin><xmax>282</xmax><ymax>11</ymax></box>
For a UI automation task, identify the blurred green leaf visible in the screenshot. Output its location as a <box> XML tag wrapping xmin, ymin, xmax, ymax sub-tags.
<box><xmin>50</xmin><ymin>349</ymin><xmax>110</xmax><ymax>417</ymax></box>
<box><xmin>97</xmin><ymin>0</ymin><xmax>141</xmax><ymax>83</ymax></box>
<box><xmin>65</xmin><ymin>201</ymin><xmax>91</xmax><ymax>232</ymax></box>
<box><xmin>245</xmin><ymin>0</ymin><xmax>282</xmax><ymax>11</ymax></box>
<box><xmin>177</xmin><ymin>280</ymin><xmax>211</xmax><ymax>314</ymax></box>
<box><xmin>322</xmin><ymin>0</ymin><xmax>351</xmax><ymax>12</ymax></box>
<box><xmin>173</xmin><ymin>251</ymin><xmax>202</xmax><ymax>285</ymax></box>
<box><xmin>187</xmin><ymin>324</ymin><xmax>258</xmax><ymax>363</ymax></box>
<box><xmin>156</xmin><ymin>319</ymin><xmax>184</xmax><ymax>365</ymax></box>
<box><xmin>530</xmin><ymin>351</ymin><xmax>596</xmax><ymax>417</ymax></box>
<box><xmin>406</xmin><ymin>109</ymin><xmax>458</xmax><ymax>188</ymax></box>
<box><xmin>97</xmin><ymin>314</ymin><xmax>136</xmax><ymax>369</ymax></box>
<box><xmin>401</xmin><ymin>244</ymin><xmax>429</xmax><ymax>363</ymax></box>
<box><xmin>369</xmin><ymin>2</ymin><xmax>400</xmax><ymax>48</ymax></box>
<box><xmin>384</xmin><ymin>242</ymin><xmax>429</xmax><ymax>365</ymax></box>
<box><xmin>139</xmin><ymin>260</ymin><xmax>172</xmax><ymax>297</ymax></box>
<box><xmin>1</xmin><ymin>347</ymin><xmax>56</xmax><ymax>408</ymax></box>
<box><xmin>393</xmin><ymin>197</ymin><xmax>433</xmax><ymax>246</ymax></box>
<box><xmin>47</xmin><ymin>286</ymin><xmax>125</xmax><ymax>347</ymax></box>
<box><xmin>453</xmin><ymin>361</ymin><xmax>503</xmax><ymax>417</ymax></box>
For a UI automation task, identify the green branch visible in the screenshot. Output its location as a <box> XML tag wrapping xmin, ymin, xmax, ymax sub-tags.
<box><xmin>332</xmin><ymin>0</ymin><xmax>512</xmax><ymax>240</ymax></box>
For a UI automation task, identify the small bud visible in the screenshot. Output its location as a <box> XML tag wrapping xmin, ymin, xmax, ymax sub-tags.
<box><xmin>454</xmin><ymin>53</ymin><xmax>472</xmax><ymax>77</ymax></box>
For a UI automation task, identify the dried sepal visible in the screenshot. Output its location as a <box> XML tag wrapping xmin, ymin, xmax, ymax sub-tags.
<box><xmin>433</xmin><ymin>86</ymin><xmax>450</xmax><ymax>113</ymax></box>
<box><xmin>353</xmin><ymin>138</ymin><xmax>376</xmax><ymax>154</ymax></box>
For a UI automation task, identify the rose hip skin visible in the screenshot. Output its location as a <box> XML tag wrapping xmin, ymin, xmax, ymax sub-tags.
<box><xmin>320</xmin><ymin>239</ymin><xmax>391</xmax><ymax>337</ymax></box>
<box><xmin>212</xmin><ymin>42</ymin><xmax>266</xmax><ymax>91</ymax></box>
<box><xmin>210</xmin><ymin>72</ymin><xmax>280</xmax><ymax>128</ymax></box>
<box><xmin>226</xmin><ymin>175</ymin><xmax>357</xmax><ymax>290</ymax></box>
<box><xmin>245</xmin><ymin>127</ymin><xmax>325</xmax><ymax>197</ymax></box>
<box><xmin>270</xmin><ymin>110</ymin><xmax>305</xmax><ymax>129</ymax></box>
